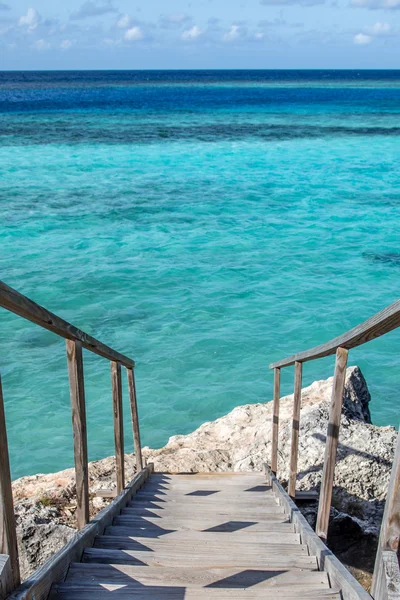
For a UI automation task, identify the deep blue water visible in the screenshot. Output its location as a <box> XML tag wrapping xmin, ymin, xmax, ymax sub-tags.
<box><xmin>0</xmin><ymin>70</ymin><xmax>399</xmax><ymax>479</ymax></box>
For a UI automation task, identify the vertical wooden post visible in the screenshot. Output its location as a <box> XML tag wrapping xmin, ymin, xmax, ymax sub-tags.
<box><xmin>271</xmin><ymin>367</ymin><xmax>281</xmax><ymax>475</ymax></box>
<box><xmin>0</xmin><ymin>376</ymin><xmax>20</xmax><ymax>591</ymax></box>
<box><xmin>111</xmin><ymin>361</ymin><xmax>124</xmax><ymax>493</ymax></box>
<box><xmin>288</xmin><ymin>361</ymin><xmax>302</xmax><ymax>498</ymax></box>
<box><xmin>126</xmin><ymin>367</ymin><xmax>143</xmax><ymax>473</ymax></box>
<box><xmin>66</xmin><ymin>340</ymin><xmax>89</xmax><ymax>530</ymax></box>
<box><xmin>371</xmin><ymin>428</ymin><xmax>400</xmax><ymax>598</ymax></box>
<box><xmin>316</xmin><ymin>346</ymin><xmax>348</xmax><ymax>540</ymax></box>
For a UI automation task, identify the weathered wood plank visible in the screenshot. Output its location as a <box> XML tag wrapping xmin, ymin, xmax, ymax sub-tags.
<box><xmin>8</xmin><ymin>466</ymin><xmax>153</xmax><ymax>600</ymax></box>
<box><xmin>372</xmin><ymin>428</ymin><xmax>400</xmax><ymax>598</ymax></box>
<box><xmin>126</xmin><ymin>367</ymin><xmax>143</xmax><ymax>472</ymax></box>
<box><xmin>66</xmin><ymin>340</ymin><xmax>89</xmax><ymax>529</ymax></box>
<box><xmin>270</xmin><ymin>298</ymin><xmax>400</xmax><ymax>369</ymax></box>
<box><xmin>288</xmin><ymin>361</ymin><xmax>302</xmax><ymax>498</ymax></box>
<box><xmin>0</xmin><ymin>280</ymin><xmax>134</xmax><ymax>368</ymax></box>
<box><xmin>271</xmin><ymin>367</ymin><xmax>280</xmax><ymax>475</ymax></box>
<box><xmin>111</xmin><ymin>362</ymin><xmax>124</xmax><ymax>494</ymax></box>
<box><xmin>316</xmin><ymin>347</ymin><xmax>349</xmax><ymax>540</ymax></box>
<box><xmin>0</xmin><ymin>378</ymin><xmax>20</xmax><ymax>592</ymax></box>
<box><xmin>0</xmin><ymin>554</ymin><xmax>14</xmax><ymax>600</ymax></box>
<box><xmin>113</xmin><ymin>514</ymin><xmax>291</xmax><ymax>530</ymax></box>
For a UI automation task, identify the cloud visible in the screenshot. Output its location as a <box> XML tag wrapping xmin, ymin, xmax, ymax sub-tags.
<box><xmin>0</xmin><ymin>3</ymin><xmax>10</xmax><ymax>10</ymax></box>
<box><xmin>60</xmin><ymin>39</ymin><xmax>72</xmax><ymax>49</ymax></box>
<box><xmin>19</xmin><ymin>8</ymin><xmax>41</xmax><ymax>30</ymax></box>
<box><xmin>182</xmin><ymin>25</ymin><xmax>202</xmax><ymax>40</ymax></box>
<box><xmin>159</xmin><ymin>13</ymin><xmax>191</xmax><ymax>29</ymax></box>
<box><xmin>124</xmin><ymin>26</ymin><xmax>143</xmax><ymax>41</ymax></box>
<box><xmin>70</xmin><ymin>1</ymin><xmax>117</xmax><ymax>20</ymax></box>
<box><xmin>116</xmin><ymin>14</ymin><xmax>130</xmax><ymax>28</ymax></box>
<box><xmin>351</xmin><ymin>0</ymin><xmax>400</xmax><ymax>8</ymax></box>
<box><xmin>365</xmin><ymin>20</ymin><xmax>391</xmax><ymax>33</ymax></box>
<box><xmin>223</xmin><ymin>24</ymin><xmax>241</xmax><ymax>41</ymax></box>
<box><xmin>34</xmin><ymin>38</ymin><xmax>51</xmax><ymax>50</ymax></box>
<box><xmin>353</xmin><ymin>32</ymin><xmax>372</xmax><ymax>43</ymax></box>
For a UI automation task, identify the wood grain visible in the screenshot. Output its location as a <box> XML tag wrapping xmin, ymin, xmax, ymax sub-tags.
<box><xmin>0</xmin><ymin>377</ymin><xmax>20</xmax><ymax>591</ymax></box>
<box><xmin>66</xmin><ymin>340</ymin><xmax>89</xmax><ymax>529</ymax></box>
<box><xmin>316</xmin><ymin>347</ymin><xmax>348</xmax><ymax>540</ymax></box>
<box><xmin>288</xmin><ymin>362</ymin><xmax>302</xmax><ymax>498</ymax></box>
<box><xmin>0</xmin><ymin>280</ymin><xmax>134</xmax><ymax>368</ymax></box>
<box><xmin>271</xmin><ymin>367</ymin><xmax>280</xmax><ymax>475</ymax></box>
<box><xmin>111</xmin><ymin>362</ymin><xmax>124</xmax><ymax>494</ymax></box>
<box><xmin>270</xmin><ymin>298</ymin><xmax>400</xmax><ymax>369</ymax></box>
<box><xmin>126</xmin><ymin>368</ymin><xmax>143</xmax><ymax>472</ymax></box>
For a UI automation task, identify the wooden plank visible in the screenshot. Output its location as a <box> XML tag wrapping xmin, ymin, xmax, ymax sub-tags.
<box><xmin>113</xmin><ymin>514</ymin><xmax>291</xmax><ymax>530</ymax></box>
<box><xmin>111</xmin><ymin>362</ymin><xmax>124</xmax><ymax>494</ymax></box>
<box><xmin>8</xmin><ymin>466</ymin><xmax>153</xmax><ymax>600</ymax></box>
<box><xmin>0</xmin><ymin>377</ymin><xmax>20</xmax><ymax>591</ymax></box>
<box><xmin>0</xmin><ymin>554</ymin><xmax>14</xmax><ymax>600</ymax></box>
<box><xmin>66</xmin><ymin>340</ymin><xmax>89</xmax><ymax>529</ymax></box>
<box><xmin>0</xmin><ymin>280</ymin><xmax>134</xmax><ymax>368</ymax></box>
<box><xmin>271</xmin><ymin>367</ymin><xmax>280</xmax><ymax>475</ymax></box>
<box><xmin>288</xmin><ymin>361</ymin><xmax>302</xmax><ymax>498</ymax></box>
<box><xmin>82</xmin><ymin>546</ymin><xmax>318</xmax><ymax>568</ymax></box>
<box><xmin>66</xmin><ymin>563</ymin><xmax>326</xmax><ymax>588</ymax></box>
<box><xmin>270</xmin><ymin>298</ymin><xmax>400</xmax><ymax>369</ymax></box>
<box><xmin>127</xmin><ymin>496</ymin><xmax>278</xmax><ymax>507</ymax></box>
<box><xmin>316</xmin><ymin>347</ymin><xmax>348</xmax><ymax>540</ymax></box>
<box><xmin>126</xmin><ymin>368</ymin><xmax>143</xmax><ymax>472</ymax></box>
<box><xmin>372</xmin><ymin>428</ymin><xmax>400</xmax><ymax>598</ymax></box>
<box><xmin>120</xmin><ymin>505</ymin><xmax>285</xmax><ymax>518</ymax></box>
<box><xmin>264</xmin><ymin>464</ymin><xmax>372</xmax><ymax>600</ymax></box>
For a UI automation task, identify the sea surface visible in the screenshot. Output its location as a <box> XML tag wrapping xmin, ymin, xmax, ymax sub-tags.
<box><xmin>0</xmin><ymin>70</ymin><xmax>399</xmax><ymax>479</ymax></box>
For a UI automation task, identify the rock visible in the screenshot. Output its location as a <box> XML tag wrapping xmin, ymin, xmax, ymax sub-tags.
<box><xmin>12</xmin><ymin>366</ymin><xmax>396</xmax><ymax>588</ymax></box>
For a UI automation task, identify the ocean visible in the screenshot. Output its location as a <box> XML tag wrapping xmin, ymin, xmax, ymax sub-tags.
<box><xmin>0</xmin><ymin>70</ymin><xmax>399</xmax><ymax>479</ymax></box>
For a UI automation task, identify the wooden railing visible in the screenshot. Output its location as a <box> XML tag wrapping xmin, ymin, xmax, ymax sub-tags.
<box><xmin>269</xmin><ymin>299</ymin><xmax>400</xmax><ymax>600</ymax></box>
<box><xmin>0</xmin><ymin>280</ymin><xmax>143</xmax><ymax>594</ymax></box>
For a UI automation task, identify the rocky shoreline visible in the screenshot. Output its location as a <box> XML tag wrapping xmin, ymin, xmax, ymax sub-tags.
<box><xmin>13</xmin><ymin>366</ymin><xmax>397</xmax><ymax>589</ymax></box>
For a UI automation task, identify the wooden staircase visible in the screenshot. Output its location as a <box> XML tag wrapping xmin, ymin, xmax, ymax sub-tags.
<box><xmin>49</xmin><ymin>472</ymin><xmax>341</xmax><ymax>600</ymax></box>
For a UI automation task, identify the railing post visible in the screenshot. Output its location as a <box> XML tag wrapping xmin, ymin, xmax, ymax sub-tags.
<box><xmin>0</xmin><ymin>376</ymin><xmax>20</xmax><ymax>592</ymax></box>
<box><xmin>371</xmin><ymin>427</ymin><xmax>400</xmax><ymax>598</ymax></box>
<box><xmin>111</xmin><ymin>362</ymin><xmax>124</xmax><ymax>494</ymax></box>
<box><xmin>126</xmin><ymin>367</ymin><xmax>143</xmax><ymax>472</ymax></box>
<box><xmin>66</xmin><ymin>340</ymin><xmax>89</xmax><ymax>529</ymax></box>
<box><xmin>316</xmin><ymin>346</ymin><xmax>348</xmax><ymax>540</ymax></box>
<box><xmin>271</xmin><ymin>367</ymin><xmax>281</xmax><ymax>475</ymax></box>
<box><xmin>288</xmin><ymin>361</ymin><xmax>302</xmax><ymax>498</ymax></box>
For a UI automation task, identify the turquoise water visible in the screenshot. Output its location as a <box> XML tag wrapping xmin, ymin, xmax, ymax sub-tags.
<box><xmin>1</xmin><ymin>70</ymin><xmax>400</xmax><ymax>479</ymax></box>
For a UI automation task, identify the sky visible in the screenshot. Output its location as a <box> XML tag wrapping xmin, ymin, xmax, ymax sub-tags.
<box><xmin>0</xmin><ymin>0</ymin><xmax>399</xmax><ymax>70</ymax></box>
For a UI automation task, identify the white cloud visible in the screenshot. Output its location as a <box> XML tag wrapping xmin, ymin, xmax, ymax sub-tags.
<box><xmin>34</xmin><ymin>38</ymin><xmax>51</xmax><ymax>50</ymax></box>
<box><xmin>254</xmin><ymin>31</ymin><xmax>265</xmax><ymax>39</ymax></box>
<box><xmin>351</xmin><ymin>0</ymin><xmax>400</xmax><ymax>8</ymax></box>
<box><xmin>353</xmin><ymin>32</ymin><xmax>372</xmax><ymax>43</ymax></box>
<box><xmin>223</xmin><ymin>25</ymin><xmax>240</xmax><ymax>42</ymax></box>
<box><xmin>117</xmin><ymin>14</ymin><xmax>130</xmax><ymax>28</ymax></box>
<box><xmin>19</xmin><ymin>8</ymin><xmax>41</xmax><ymax>30</ymax></box>
<box><xmin>366</xmin><ymin>21</ymin><xmax>391</xmax><ymax>34</ymax></box>
<box><xmin>124</xmin><ymin>26</ymin><xmax>143</xmax><ymax>41</ymax></box>
<box><xmin>182</xmin><ymin>25</ymin><xmax>202</xmax><ymax>40</ymax></box>
<box><xmin>159</xmin><ymin>13</ymin><xmax>191</xmax><ymax>28</ymax></box>
<box><xmin>60</xmin><ymin>39</ymin><xmax>72</xmax><ymax>50</ymax></box>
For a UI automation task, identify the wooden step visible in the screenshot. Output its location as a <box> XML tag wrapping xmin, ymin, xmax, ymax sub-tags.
<box><xmin>113</xmin><ymin>514</ymin><xmax>291</xmax><ymax>530</ymax></box>
<box><xmin>93</xmin><ymin>536</ymin><xmax>307</xmax><ymax>553</ymax></box>
<box><xmin>120</xmin><ymin>506</ymin><xmax>285</xmax><ymax>519</ymax></box>
<box><xmin>104</xmin><ymin>526</ymin><xmax>300</xmax><ymax>544</ymax></box>
<box><xmin>66</xmin><ymin>563</ymin><xmax>328</xmax><ymax>588</ymax></box>
<box><xmin>128</xmin><ymin>495</ymin><xmax>279</xmax><ymax>507</ymax></box>
<box><xmin>82</xmin><ymin>547</ymin><xmax>316</xmax><ymax>568</ymax></box>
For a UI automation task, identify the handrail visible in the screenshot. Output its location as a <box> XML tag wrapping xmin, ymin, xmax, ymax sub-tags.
<box><xmin>0</xmin><ymin>281</ymin><xmax>135</xmax><ymax>369</ymax></box>
<box><xmin>269</xmin><ymin>298</ymin><xmax>400</xmax><ymax>369</ymax></box>
<box><xmin>0</xmin><ymin>279</ymin><xmax>143</xmax><ymax>593</ymax></box>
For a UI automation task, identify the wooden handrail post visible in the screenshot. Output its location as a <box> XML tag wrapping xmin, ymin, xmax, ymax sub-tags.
<box><xmin>66</xmin><ymin>340</ymin><xmax>89</xmax><ymax>529</ymax></box>
<box><xmin>271</xmin><ymin>367</ymin><xmax>281</xmax><ymax>475</ymax></box>
<box><xmin>288</xmin><ymin>361</ymin><xmax>302</xmax><ymax>498</ymax></box>
<box><xmin>316</xmin><ymin>346</ymin><xmax>348</xmax><ymax>540</ymax></box>
<box><xmin>371</xmin><ymin>427</ymin><xmax>400</xmax><ymax>598</ymax></box>
<box><xmin>111</xmin><ymin>362</ymin><xmax>125</xmax><ymax>494</ymax></box>
<box><xmin>126</xmin><ymin>367</ymin><xmax>143</xmax><ymax>472</ymax></box>
<box><xmin>0</xmin><ymin>376</ymin><xmax>20</xmax><ymax>591</ymax></box>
